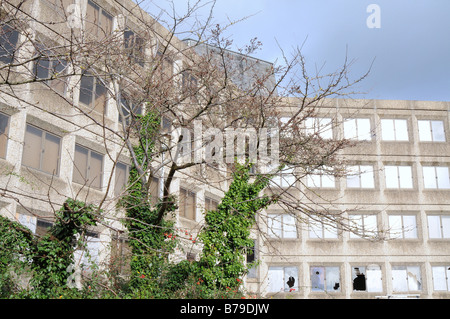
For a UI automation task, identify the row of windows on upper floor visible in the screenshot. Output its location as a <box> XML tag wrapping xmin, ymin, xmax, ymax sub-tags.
<box><xmin>282</xmin><ymin>117</ymin><xmax>447</xmax><ymax>142</ymax></box>
<box><xmin>265</xmin><ymin>263</ymin><xmax>450</xmax><ymax>294</ymax></box>
<box><xmin>267</xmin><ymin>212</ymin><xmax>450</xmax><ymax>240</ymax></box>
<box><xmin>271</xmin><ymin>163</ymin><xmax>450</xmax><ymax>190</ymax></box>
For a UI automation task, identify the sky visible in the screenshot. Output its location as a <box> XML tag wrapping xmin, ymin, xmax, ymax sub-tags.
<box><xmin>141</xmin><ymin>0</ymin><xmax>450</xmax><ymax>102</ymax></box>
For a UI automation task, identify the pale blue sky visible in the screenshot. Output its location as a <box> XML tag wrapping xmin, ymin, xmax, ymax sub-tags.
<box><xmin>141</xmin><ymin>0</ymin><xmax>450</xmax><ymax>102</ymax></box>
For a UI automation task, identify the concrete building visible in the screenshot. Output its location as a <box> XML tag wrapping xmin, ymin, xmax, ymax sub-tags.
<box><xmin>0</xmin><ymin>0</ymin><xmax>449</xmax><ymax>299</ymax></box>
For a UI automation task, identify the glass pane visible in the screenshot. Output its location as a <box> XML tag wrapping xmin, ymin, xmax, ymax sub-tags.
<box><xmin>89</xmin><ymin>151</ymin><xmax>103</xmax><ymax>188</ymax></box>
<box><xmin>319</xmin><ymin>118</ymin><xmax>332</xmax><ymax>139</ymax></box>
<box><xmin>398</xmin><ymin>166</ymin><xmax>412</xmax><ymax>189</ymax></box>
<box><xmin>423</xmin><ymin>166</ymin><xmax>437</xmax><ymax>188</ymax></box>
<box><xmin>305</xmin><ymin>117</ymin><xmax>315</xmax><ymax>136</ymax></box>
<box><xmin>349</xmin><ymin>215</ymin><xmax>363</xmax><ymax>239</ymax></box>
<box><xmin>427</xmin><ymin>215</ymin><xmax>442</xmax><ymax>239</ymax></box>
<box><xmin>79</xmin><ymin>74</ymin><xmax>94</xmax><ymax>106</ymax></box>
<box><xmin>283</xmin><ymin>215</ymin><xmax>297</xmax><ymax>238</ymax></box>
<box><xmin>309</xmin><ymin>220</ymin><xmax>323</xmax><ymax>239</ymax></box>
<box><xmin>268</xmin><ymin>267</ymin><xmax>284</xmax><ymax>292</ymax></box>
<box><xmin>149</xmin><ymin>177</ymin><xmax>159</xmax><ymax>204</ymax></box>
<box><xmin>18</xmin><ymin>214</ymin><xmax>37</xmax><ymax>234</ymax></box>
<box><xmin>395</xmin><ymin>119</ymin><xmax>408</xmax><ymax>141</ymax></box>
<box><xmin>385</xmin><ymin>166</ymin><xmax>399</xmax><ymax>188</ymax></box>
<box><xmin>179</xmin><ymin>188</ymin><xmax>186</xmax><ymax>218</ymax></box>
<box><xmin>94</xmin><ymin>79</ymin><xmax>107</xmax><ymax>113</ymax></box>
<box><xmin>85</xmin><ymin>0</ymin><xmax>99</xmax><ymax>36</ymax></box>
<box><xmin>324</xmin><ymin>222</ymin><xmax>338</xmax><ymax>239</ymax></box>
<box><xmin>346</xmin><ymin>166</ymin><xmax>360</xmax><ymax>188</ymax></box>
<box><xmin>268</xmin><ymin>214</ymin><xmax>282</xmax><ymax>238</ymax></box>
<box><xmin>357</xmin><ymin>118</ymin><xmax>372</xmax><ymax>140</ymax></box>
<box><xmin>36</xmin><ymin>58</ymin><xmax>50</xmax><ymax>79</ymax></box>
<box><xmin>381</xmin><ymin>119</ymin><xmax>394</xmax><ymax>140</ymax></box>
<box><xmin>389</xmin><ymin>215</ymin><xmax>402</xmax><ymax>238</ymax></box>
<box><xmin>366</xmin><ymin>266</ymin><xmax>382</xmax><ymax>292</ymax></box>
<box><xmin>0</xmin><ymin>25</ymin><xmax>19</xmax><ymax>64</ymax></box>
<box><xmin>407</xmin><ymin>266</ymin><xmax>421</xmax><ymax>291</ymax></box>
<box><xmin>442</xmin><ymin>216</ymin><xmax>450</xmax><ymax>238</ymax></box>
<box><xmin>307</xmin><ymin>174</ymin><xmax>321</xmax><ymax>188</ymax></box>
<box><xmin>365</xmin><ymin>215</ymin><xmax>377</xmax><ymax>235</ymax></box>
<box><xmin>322</xmin><ymin>174</ymin><xmax>335</xmax><ymax>188</ymax></box>
<box><xmin>284</xmin><ymin>267</ymin><xmax>298</xmax><ymax>291</ymax></box>
<box><xmin>73</xmin><ymin>145</ymin><xmax>88</xmax><ymax>184</ymax></box>
<box><xmin>403</xmin><ymin>215</ymin><xmax>417</xmax><ymax>239</ymax></box>
<box><xmin>344</xmin><ymin>119</ymin><xmax>357</xmax><ymax>139</ymax></box>
<box><xmin>431</xmin><ymin>121</ymin><xmax>445</xmax><ymax>142</ymax></box>
<box><xmin>99</xmin><ymin>10</ymin><xmax>113</xmax><ymax>38</ymax></box>
<box><xmin>186</xmin><ymin>191</ymin><xmax>196</xmax><ymax>220</ymax></box>
<box><xmin>311</xmin><ymin>267</ymin><xmax>324</xmax><ymax>291</ymax></box>
<box><xmin>436</xmin><ymin>167</ymin><xmax>450</xmax><ymax>189</ymax></box>
<box><xmin>22</xmin><ymin>125</ymin><xmax>42</xmax><ymax>169</ymax></box>
<box><xmin>0</xmin><ymin>112</ymin><xmax>9</xmax><ymax>158</ymax></box>
<box><xmin>41</xmin><ymin>132</ymin><xmax>60</xmax><ymax>175</ymax></box>
<box><xmin>418</xmin><ymin>120</ymin><xmax>432</xmax><ymax>141</ymax></box>
<box><xmin>326</xmin><ymin>267</ymin><xmax>340</xmax><ymax>291</ymax></box>
<box><xmin>50</xmin><ymin>59</ymin><xmax>67</xmax><ymax>93</ymax></box>
<box><xmin>432</xmin><ymin>266</ymin><xmax>447</xmax><ymax>291</ymax></box>
<box><xmin>114</xmin><ymin>162</ymin><xmax>128</xmax><ymax>196</ymax></box>
<box><xmin>360</xmin><ymin>166</ymin><xmax>374</xmax><ymax>188</ymax></box>
<box><xmin>392</xmin><ymin>268</ymin><xmax>408</xmax><ymax>292</ymax></box>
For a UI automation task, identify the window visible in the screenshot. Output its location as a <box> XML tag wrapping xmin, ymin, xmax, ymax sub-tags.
<box><xmin>72</xmin><ymin>144</ymin><xmax>103</xmax><ymax>189</ymax></box>
<box><xmin>349</xmin><ymin>214</ymin><xmax>378</xmax><ymax>239</ymax></box>
<box><xmin>388</xmin><ymin>214</ymin><xmax>417</xmax><ymax>239</ymax></box>
<box><xmin>391</xmin><ymin>265</ymin><xmax>422</xmax><ymax>292</ymax></box>
<box><xmin>346</xmin><ymin>165</ymin><xmax>375</xmax><ymax>189</ymax></box>
<box><xmin>267</xmin><ymin>214</ymin><xmax>297</xmax><ymax>239</ymax></box>
<box><xmin>352</xmin><ymin>265</ymin><xmax>383</xmax><ymax>292</ymax></box>
<box><xmin>344</xmin><ymin>118</ymin><xmax>372</xmax><ymax>141</ymax></box>
<box><xmin>17</xmin><ymin>213</ymin><xmax>53</xmax><ymax>237</ymax></box>
<box><xmin>311</xmin><ymin>266</ymin><xmax>340</xmax><ymax>292</ymax></box>
<box><xmin>110</xmin><ymin>235</ymin><xmax>131</xmax><ymax>276</ymax></box>
<box><xmin>156</xmin><ymin>51</ymin><xmax>174</xmax><ymax>82</ymax></box>
<box><xmin>305</xmin><ymin>117</ymin><xmax>333</xmax><ymax>139</ymax></box>
<box><xmin>422</xmin><ymin>166</ymin><xmax>450</xmax><ymax>189</ymax></box>
<box><xmin>268</xmin><ymin>266</ymin><xmax>298</xmax><ymax>292</ymax></box>
<box><xmin>384</xmin><ymin>165</ymin><xmax>413</xmax><ymax>189</ymax></box>
<box><xmin>0</xmin><ymin>112</ymin><xmax>10</xmax><ymax>159</ymax></box>
<box><xmin>246</xmin><ymin>240</ymin><xmax>257</xmax><ymax>278</ymax></box>
<box><xmin>427</xmin><ymin>215</ymin><xmax>450</xmax><ymax>239</ymax></box>
<box><xmin>306</xmin><ymin>168</ymin><xmax>335</xmax><ymax>188</ymax></box>
<box><xmin>309</xmin><ymin>217</ymin><xmax>338</xmax><ymax>239</ymax></box>
<box><xmin>118</xmin><ymin>94</ymin><xmax>142</xmax><ymax>125</ymax></box>
<box><xmin>74</xmin><ymin>232</ymin><xmax>100</xmax><ymax>271</ymax></box>
<box><xmin>114</xmin><ymin>162</ymin><xmax>130</xmax><ymax>196</ymax></box>
<box><xmin>432</xmin><ymin>266</ymin><xmax>450</xmax><ymax>291</ymax></box>
<box><xmin>79</xmin><ymin>71</ymin><xmax>108</xmax><ymax>113</ymax></box>
<box><xmin>149</xmin><ymin>176</ymin><xmax>159</xmax><ymax>205</ymax></box>
<box><xmin>179</xmin><ymin>187</ymin><xmax>196</xmax><ymax>220</ymax></box>
<box><xmin>0</xmin><ymin>24</ymin><xmax>19</xmax><ymax>64</ymax></box>
<box><xmin>124</xmin><ymin>29</ymin><xmax>145</xmax><ymax>66</ymax></box>
<box><xmin>35</xmin><ymin>53</ymin><xmax>68</xmax><ymax>93</ymax></box>
<box><xmin>85</xmin><ymin>0</ymin><xmax>113</xmax><ymax>40</ymax></box>
<box><xmin>381</xmin><ymin>119</ymin><xmax>408</xmax><ymax>141</ymax></box>
<box><xmin>181</xmin><ymin>70</ymin><xmax>198</xmax><ymax>102</ymax></box>
<box><xmin>270</xmin><ymin>165</ymin><xmax>295</xmax><ymax>188</ymax></box>
<box><xmin>22</xmin><ymin>124</ymin><xmax>61</xmax><ymax>175</ymax></box>
<box><xmin>205</xmin><ymin>196</ymin><xmax>219</xmax><ymax>212</ymax></box>
<box><xmin>418</xmin><ymin>120</ymin><xmax>445</xmax><ymax>142</ymax></box>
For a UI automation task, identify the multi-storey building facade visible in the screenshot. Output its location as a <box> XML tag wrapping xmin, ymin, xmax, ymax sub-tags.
<box><xmin>0</xmin><ymin>0</ymin><xmax>449</xmax><ymax>299</ymax></box>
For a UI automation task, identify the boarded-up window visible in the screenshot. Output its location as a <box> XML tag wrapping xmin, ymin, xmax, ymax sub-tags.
<box><xmin>179</xmin><ymin>187</ymin><xmax>196</xmax><ymax>220</ymax></box>
<box><xmin>22</xmin><ymin>124</ymin><xmax>61</xmax><ymax>175</ymax></box>
<box><xmin>0</xmin><ymin>112</ymin><xmax>9</xmax><ymax>159</ymax></box>
<box><xmin>73</xmin><ymin>144</ymin><xmax>103</xmax><ymax>189</ymax></box>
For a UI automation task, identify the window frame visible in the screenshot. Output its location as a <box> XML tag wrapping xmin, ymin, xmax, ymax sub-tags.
<box><xmin>85</xmin><ymin>0</ymin><xmax>113</xmax><ymax>40</ymax></box>
<box><xmin>267</xmin><ymin>213</ymin><xmax>297</xmax><ymax>239</ymax></box>
<box><xmin>381</xmin><ymin>118</ymin><xmax>409</xmax><ymax>141</ymax></box>
<box><xmin>391</xmin><ymin>265</ymin><xmax>422</xmax><ymax>293</ymax></box>
<box><xmin>72</xmin><ymin>144</ymin><xmax>104</xmax><ymax>189</ymax></box>
<box><xmin>0</xmin><ymin>112</ymin><xmax>10</xmax><ymax>159</ymax></box>
<box><xmin>0</xmin><ymin>23</ymin><xmax>20</xmax><ymax>65</ymax></box>
<box><xmin>268</xmin><ymin>266</ymin><xmax>299</xmax><ymax>293</ymax></box>
<box><xmin>343</xmin><ymin>118</ymin><xmax>372</xmax><ymax>141</ymax></box>
<box><xmin>22</xmin><ymin>124</ymin><xmax>62</xmax><ymax>176</ymax></box>
<box><xmin>388</xmin><ymin>214</ymin><xmax>418</xmax><ymax>239</ymax></box>
<box><xmin>78</xmin><ymin>70</ymin><xmax>108</xmax><ymax>114</ymax></box>
<box><xmin>422</xmin><ymin>166</ymin><xmax>450</xmax><ymax>189</ymax></box>
<box><xmin>427</xmin><ymin>215</ymin><xmax>450</xmax><ymax>239</ymax></box>
<box><xmin>346</xmin><ymin>165</ymin><xmax>375</xmax><ymax>189</ymax></box>
<box><xmin>34</xmin><ymin>51</ymin><xmax>68</xmax><ymax>94</ymax></box>
<box><xmin>310</xmin><ymin>266</ymin><xmax>341</xmax><ymax>292</ymax></box>
<box><xmin>179</xmin><ymin>187</ymin><xmax>196</xmax><ymax>220</ymax></box>
<box><xmin>309</xmin><ymin>216</ymin><xmax>338</xmax><ymax>239</ymax></box>
<box><xmin>306</xmin><ymin>168</ymin><xmax>336</xmax><ymax>189</ymax></box>
<box><xmin>348</xmin><ymin>214</ymin><xmax>378</xmax><ymax>239</ymax></box>
<box><xmin>431</xmin><ymin>265</ymin><xmax>450</xmax><ymax>291</ymax></box>
<box><xmin>384</xmin><ymin>165</ymin><xmax>413</xmax><ymax>189</ymax></box>
<box><xmin>305</xmin><ymin>117</ymin><xmax>333</xmax><ymax>139</ymax></box>
<box><xmin>418</xmin><ymin>119</ymin><xmax>446</xmax><ymax>142</ymax></box>
<box><xmin>351</xmin><ymin>264</ymin><xmax>383</xmax><ymax>293</ymax></box>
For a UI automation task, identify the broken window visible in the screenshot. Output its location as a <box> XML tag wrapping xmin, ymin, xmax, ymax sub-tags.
<box><xmin>431</xmin><ymin>266</ymin><xmax>450</xmax><ymax>291</ymax></box>
<box><xmin>392</xmin><ymin>265</ymin><xmax>422</xmax><ymax>292</ymax></box>
<box><xmin>267</xmin><ymin>214</ymin><xmax>297</xmax><ymax>239</ymax></box>
<box><xmin>0</xmin><ymin>112</ymin><xmax>10</xmax><ymax>159</ymax></box>
<box><xmin>388</xmin><ymin>214</ymin><xmax>417</xmax><ymax>239</ymax></box>
<box><xmin>311</xmin><ymin>266</ymin><xmax>340</xmax><ymax>292</ymax></box>
<box><xmin>268</xmin><ymin>266</ymin><xmax>298</xmax><ymax>292</ymax></box>
<box><xmin>352</xmin><ymin>265</ymin><xmax>382</xmax><ymax>292</ymax></box>
<box><xmin>427</xmin><ymin>215</ymin><xmax>450</xmax><ymax>239</ymax></box>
